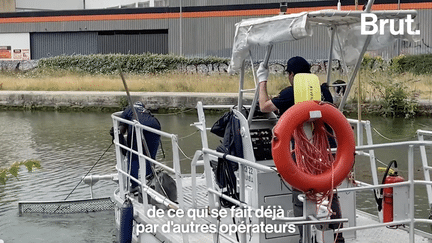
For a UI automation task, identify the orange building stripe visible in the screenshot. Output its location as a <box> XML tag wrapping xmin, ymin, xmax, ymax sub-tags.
<box><xmin>0</xmin><ymin>2</ymin><xmax>431</xmax><ymax>24</ymax></box>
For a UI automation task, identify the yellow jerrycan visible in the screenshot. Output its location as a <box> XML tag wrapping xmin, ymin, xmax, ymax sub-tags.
<box><xmin>293</xmin><ymin>73</ymin><xmax>321</xmax><ymax>104</ymax></box>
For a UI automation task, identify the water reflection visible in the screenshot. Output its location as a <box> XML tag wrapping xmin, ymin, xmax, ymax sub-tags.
<box><xmin>0</xmin><ymin>112</ymin><xmax>37</xmax><ymax>164</ymax></box>
<box><xmin>0</xmin><ymin>110</ymin><xmax>223</xmax><ymax>242</ymax></box>
<box><xmin>0</xmin><ymin>111</ymin><xmax>118</xmax><ymax>242</ymax></box>
<box><xmin>352</xmin><ymin>115</ymin><xmax>432</xmax><ymax>233</ymax></box>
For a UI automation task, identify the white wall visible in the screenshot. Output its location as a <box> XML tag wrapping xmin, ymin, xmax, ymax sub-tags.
<box><xmin>0</xmin><ymin>33</ymin><xmax>30</xmax><ymax>60</ymax></box>
<box><xmin>16</xmin><ymin>0</ymin><xmax>83</xmax><ymax>10</ymax></box>
<box><xmin>0</xmin><ymin>0</ymin><xmax>16</xmax><ymax>12</ymax></box>
<box><xmin>85</xmin><ymin>0</ymin><xmax>153</xmax><ymax>9</ymax></box>
<box><xmin>15</xmin><ymin>0</ymin><xmax>157</xmax><ymax>10</ymax></box>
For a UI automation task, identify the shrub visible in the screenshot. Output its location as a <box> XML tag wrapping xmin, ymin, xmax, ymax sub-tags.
<box><xmin>38</xmin><ymin>53</ymin><xmax>230</xmax><ymax>75</ymax></box>
<box><xmin>367</xmin><ymin>75</ymin><xmax>418</xmax><ymax>118</ymax></box>
<box><xmin>390</xmin><ymin>54</ymin><xmax>432</xmax><ymax>75</ymax></box>
<box><xmin>361</xmin><ymin>54</ymin><xmax>387</xmax><ymax>72</ymax></box>
<box><xmin>382</xmin><ymin>81</ymin><xmax>418</xmax><ymax>118</ymax></box>
<box><xmin>361</xmin><ymin>54</ymin><xmax>432</xmax><ymax>75</ymax></box>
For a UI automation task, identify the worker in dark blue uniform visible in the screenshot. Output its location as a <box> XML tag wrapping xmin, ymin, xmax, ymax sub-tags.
<box><xmin>119</xmin><ymin>101</ymin><xmax>161</xmax><ymax>193</ymax></box>
<box><xmin>257</xmin><ymin>56</ymin><xmax>344</xmax><ymax>243</ymax></box>
<box><xmin>258</xmin><ymin>56</ymin><xmax>333</xmax><ymax>114</ymax></box>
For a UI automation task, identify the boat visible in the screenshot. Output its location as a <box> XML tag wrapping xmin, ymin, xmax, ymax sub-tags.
<box><xmin>107</xmin><ymin>1</ymin><xmax>432</xmax><ymax>243</ymax></box>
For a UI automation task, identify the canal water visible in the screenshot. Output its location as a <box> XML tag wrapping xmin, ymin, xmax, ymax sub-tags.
<box><xmin>0</xmin><ymin>110</ymin><xmax>222</xmax><ymax>243</ymax></box>
<box><xmin>1</xmin><ymin>110</ymin><xmax>432</xmax><ymax>242</ymax></box>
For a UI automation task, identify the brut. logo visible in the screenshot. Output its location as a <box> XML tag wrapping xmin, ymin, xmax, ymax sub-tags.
<box><xmin>361</xmin><ymin>13</ymin><xmax>420</xmax><ymax>36</ymax></box>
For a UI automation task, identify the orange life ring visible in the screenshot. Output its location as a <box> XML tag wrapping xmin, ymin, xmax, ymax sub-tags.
<box><xmin>272</xmin><ymin>100</ymin><xmax>355</xmax><ymax>193</ymax></box>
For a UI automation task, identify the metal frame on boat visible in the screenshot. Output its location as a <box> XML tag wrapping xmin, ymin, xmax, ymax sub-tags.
<box><xmin>109</xmin><ymin>1</ymin><xmax>432</xmax><ymax>242</ymax></box>
<box><xmin>111</xmin><ymin>103</ymin><xmax>432</xmax><ymax>243</ymax></box>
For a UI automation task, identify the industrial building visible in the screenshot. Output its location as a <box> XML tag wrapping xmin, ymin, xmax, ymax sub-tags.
<box><xmin>0</xmin><ymin>0</ymin><xmax>430</xmax><ymax>62</ymax></box>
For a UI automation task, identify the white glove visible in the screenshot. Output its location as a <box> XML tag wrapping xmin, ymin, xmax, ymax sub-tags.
<box><xmin>257</xmin><ymin>63</ymin><xmax>269</xmax><ymax>83</ymax></box>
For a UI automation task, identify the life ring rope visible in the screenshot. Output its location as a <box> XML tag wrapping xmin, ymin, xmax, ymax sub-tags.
<box><xmin>292</xmin><ymin>119</ymin><xmax>336</xmax><ymax>202</ymax></box>
<box><xmin>272</xmin><ymin>100</ymin><xmax>355</xmax><ymax>200</ymax></box>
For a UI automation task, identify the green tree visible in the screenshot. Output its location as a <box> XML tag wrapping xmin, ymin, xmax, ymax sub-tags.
<box><xmin>0</xmin><ymin>160</ymin><xmax>41</xmax><ymax>185</ymax></box>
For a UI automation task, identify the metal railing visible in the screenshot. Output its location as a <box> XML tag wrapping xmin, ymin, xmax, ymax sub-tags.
<box><xmin>112</xmin><ymin>112</ymin><xmax>193</xmax><ymax>243</ymax></box>
<box><xmin>111</xmin><ymin>111</ymin><xmax>184</xmax><ymax>213</ymax></box>
<box><xmin>417</xmin><ymin>130</ymin><xmax>432</xmax><ymax>211</ymax></box>
<box><xmin>340</xmin><ymin>141</ymin><xmax>432</xmax><ymax>242</ymax></box>
<box><xmin>111</xmin><ymin>104</ymin><xmax>432</xmax><ymax>243</ymax></box>
<box><xmin>193</xmin><ymin>102</ymin><xmax>432</xmax><ymax>243</ymax></box>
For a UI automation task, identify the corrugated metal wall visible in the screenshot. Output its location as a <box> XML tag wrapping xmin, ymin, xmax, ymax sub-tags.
<box><xmin>168</xmin><ymin>16</ymin><xmax>331</xmax><ymax>61</ymax></box>
<box><xmin>407</xmin><ymin>9</ymin><xmax>432</xmax><ymax>55</ymax></box>
<box><xmin>98</xmin><ymin>30</ymin><xmax>168</xmax><ymax>54</ymax></box>
<box><xmin>168</xmin><ymin>10</ymin><xmax>432</xmax><ymax>61</ymax></box>
<box><xmin>168</xmin><ymin>16</ymin><xmax>241</xmax><ymax>58</ymax></box>
<box><xmin>31</xmin><ymin>30</ymin><xmax>169</xmax><ymax>59</ymax></box>
<box><xmin>11</xmin><ymin>5</ymin><xmax>432</xmax><ymax>61</ymax></box>
<box><xmin>30</xmin><ymin>32</ymin><xmax>98</xmax><ymax>59</ymax></box>
<box><xmin>358</xmin><ymin>9</ymin><xmax>432</xmax><ymax>58</ymax></box>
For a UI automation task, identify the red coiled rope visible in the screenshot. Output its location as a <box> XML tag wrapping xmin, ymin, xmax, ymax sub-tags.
<box><xmin>293</xmin><ymin>120</ymin><xmax>335</xmax><ymax>203</ymax></box>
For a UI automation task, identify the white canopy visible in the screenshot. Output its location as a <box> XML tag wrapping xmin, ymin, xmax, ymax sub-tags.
<box><xmin>228</xmin><ymin>9</ymin><xmax>420</xmax><ymax>73</ymax></box>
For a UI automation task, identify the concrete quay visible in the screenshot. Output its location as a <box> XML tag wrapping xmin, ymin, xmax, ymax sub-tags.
<box><xmin>0</xmin><ymin>91</ymin><xmax>250</xmax><ymax>111</ymax></box>
<box><xmin>1</xmin><ymin>90</ymin><xmax>432</xmax><ymax>116</ymax></box>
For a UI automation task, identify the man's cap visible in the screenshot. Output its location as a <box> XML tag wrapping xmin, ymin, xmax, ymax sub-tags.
<box><xmin>285</xmin><ymin>56</ymin><xmax>311</xmax><ymax>75</ymax></box>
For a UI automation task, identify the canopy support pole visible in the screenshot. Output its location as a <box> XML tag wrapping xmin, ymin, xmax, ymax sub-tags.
<box><xmin>338</xmin><ymin>34</ymin><xmax>372</xmax><ymax>111</ymax></box>
<box><xmin>338</xmin><ymin>0</ymin><xmax>374</xmax><ymax>111</ymax></box>
<box><xmin>326</xmin><ymin>26</ymin><xmax>336</xmax><ymax>86</ymax></box>
<box><xmin>238</xmin><ymin>60</ymin><xmax>246</xmax><ymax>110</ymax></box>
<box><xmin>247</xmin><ymin>45</ymin><xmax>273</xmax><ymax>125</ymax></box>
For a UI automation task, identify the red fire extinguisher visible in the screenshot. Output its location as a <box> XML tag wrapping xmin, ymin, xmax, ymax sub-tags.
<box><xmin>381</xmin><ymin>160</ymin><xmax>405</xmax><ymax>223</ymax></box>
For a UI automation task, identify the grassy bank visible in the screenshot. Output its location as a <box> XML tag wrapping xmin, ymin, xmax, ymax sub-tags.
<box><xmin>1</xmin><ymin>67</ymin><xmax>431</xmax><ymax>117</ymax></box>
<box><xmin>1</xmin><ymin>68</ymin><xmax>431</xmax><ymax>98</ymax></box>
<box><xmin>0</xmin><ymin>69</ymin><xmax>275</xmax><ymax>93</ymax></box>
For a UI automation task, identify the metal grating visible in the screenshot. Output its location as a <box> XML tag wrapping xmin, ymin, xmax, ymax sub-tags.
<box><xmin>18</xmin><ymin>197</ymin><xmax>114</xmax><ymax>215</ymax></box>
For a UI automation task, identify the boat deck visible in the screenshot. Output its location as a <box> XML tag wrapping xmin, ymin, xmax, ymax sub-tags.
<box><xmin>352</xmin><ymin>211</ymin><xmax>431</xmax><ymax>243</ymax></box>
<box><xmin>120</xmin><ymin>175</ymin><xmax>432</xmax><ymax>243</ymax></box>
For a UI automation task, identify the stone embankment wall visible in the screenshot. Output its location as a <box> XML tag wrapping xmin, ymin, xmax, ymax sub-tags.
<box><xmin>0</xmin><ymin>60</ymin><xmax>253</xmax><ymax>111</ymax></box>
<box><xmin>2</xmin><ymin>90</ymin><xmax>432</xmax><ymax>115</ymax></box>
<box><xmin>0</xmin><ymin>91</ymin><xmax>251</xmax><ymax>111</ymax></box>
